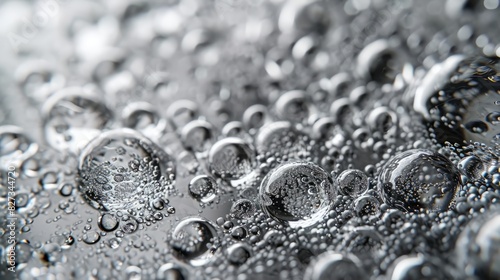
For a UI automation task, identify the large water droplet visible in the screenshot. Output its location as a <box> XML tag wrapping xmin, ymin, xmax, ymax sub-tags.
<box><xmin>259</xmin><ymin>161</ymin><xmax>336</xmax><ymax>228</ymax></box>
<box><xmin>208</xmin><ymin>137</ymin><xmax>255</xmax><ymax>182</ymax></box>
<box><xmin>456</xmin><ymin>210</ymin><xmax>500</xmax><ymax>279</ymax></box>
<box><xmin>170</xmin><ymin>217</ymin><xmax>219</xmax><ymax>266</ymax></box>
<box><xmin>337</xmin><ymin>169</ymin><xmax>368</xmax><ymax>197</ymax></box>
<box><xmin>387</xmin><ymin>254</ymin><xmax>452</xmax><ymax>280</ymax></box>
<box><xmin>42</xmin><ymin>87</ymin><xmax>113</xmax><ymax>154</ymax></box>
<box><xmin>378</xmin><ymin>149</ymin><xmax>460</xmax><ymax>213</ymax></box>
<box><xmin>77</xmin><ymin>128</ymin><xmax>175</xmax><ymax>212</ymax></box>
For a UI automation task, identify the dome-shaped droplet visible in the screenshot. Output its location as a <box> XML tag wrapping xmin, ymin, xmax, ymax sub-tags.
<box><xmin>304</xmin><ymin>252</ymin><xmax>366</xmax><ymax>280</ymax></box>
<box><xmin>99</xmin><ymin>213</ymin><xmax>119</xmax><ymax>232</ymax></box>
<box><xmin>77</xmin><ymin>128</ymin><xmax>175</xmax><ymax>212</ymax></box>
<box><xmin>275</xmin><ymin>90</ymin><xmax>310</xmax><ymax>123</ymax></box>
<box><xmin>259</xmin><ymin>162</ymin><xmax>336</xmax><ymax>228</ymax></box>
<box><xmin>387</xmin><ymin>254</ymin><xmax>452</xmax><ymax>280</ymax></box>
<box><xmin>412</xmin><ymin>56</ymin><xmax>500</xmax><ymax>146</ymax></box>
<box><xmin>378</xmin><ymin>149</ymin><xmax>460</xmax><ymax>213</ymax></box>
<box><xmin>208</xmin><ymin>137</ymin><xmax>255</xmax><ymax>181</ymax></box>
<box><xmin>0</xmin><ymin>126</ymin><xmax>38</xmax><ymax>168</ymax></box>
<box><xmin>255</xmin><ymin>121</ymin><xmax>309</xmax><ymax>162</ymax></box>
<box><xmin>170</xmin><ymin>217</ymin><xmax>219</xmax><ymax>266</ymax></box>
<box><xmin>230</xmin><ymin>199</ymin><xmax>255</xmax><ymax>220</ymax></box>
<box><xmin>180</xmin><ymin>120</ymin><xmax>214</xmax><ymax>153</ymax></box>
<box><xmin>82</xmin><ymin>231</ymin><xmax>101</xmax><ymax>244</ymax></box>
<box><xmin>42</xmin><ymin>87</ymin><xmax>113</xmax><ymax>154</ymax></box>
<box><xmin>279</xmin><ymin>0</ymin><xmax>331</xmax><ymax>35</ymax></box>
<box><xmin>354</xmin><ymin>195</ymin><xmax>380</xmax><ymax>217</ymax></box>
<box><xmin>337</xmin><ymin>169</ymin><xmax>368</xmax><ymax>197</ymax></box>
<box><xmin>121</xmin><ymin>102</ymin><xmax>167</xmax><ymax>142</ymax></box>
<box><xmin>227</xmin><ymin>243</ymin><xmax>252</xmax><ymax>266</ymax></box>
<box><xmin>188</xmin><ymin>175</ymin><xmax>217</xmax><ymax>203</ymax></box>
<box><xmin>456</xmin><ymin>210</ymin><xmax>500</xmax><ymax>279</ymax></box>
<box><xmin>157</xmin><ymin>263</ymin><xmax>189</xmax><ymax>280</ymax></box>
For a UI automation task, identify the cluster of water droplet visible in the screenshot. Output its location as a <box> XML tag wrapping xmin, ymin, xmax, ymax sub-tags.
<box><xmin>2</xmin><ymin>0</ymin><xmax>500</xmax><ymax>279</ymax></box>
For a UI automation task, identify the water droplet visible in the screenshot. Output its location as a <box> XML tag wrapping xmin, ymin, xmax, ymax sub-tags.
<box><xmin>275</xmin><ymin>90</ymin><xmax>310</xmax><ymax>123</ymax></box>
<box><xmin>255</xmin><ymin>121</ymin><xmax>309</xmax><ymax>161</ymax></box>
<box><xmin>242</xmin><ymin>104</ymin><xmax>268</xmax><ymax>131</ymax></box>
<box><xmin>355</xmin><ymin>195</ymin><xmax>380</xmax><ymax>216</ymax></box>
<box><xmin>78</xmin><ymin>128</ymin><xmax>175</xmax><ymax>212</ymax></box>
<box><xmin>227</xmin><ymin>243</ymin><xmax>252</xmax><ymax>266</ymax></box>
<box><xmin>170</xmin><ymin>217</ymin><xmax>219</xmax><ymax>266</ymax></box>
<box><xmin>82</xmin><ymin>231</ymin><xmax>100</xmax><ymax>244</ymax></box>
<box><xmin>458</xmin><ymin>155</ymin><xmax>485</xmax><ymax>182</ymax></box>
<box><xmin>387</xmin><ymin>254</ymin><xmax>451</xmax><ymax>280</ymax></box>
<box><xmin>166</xmin><ymin>100</ymin><xmax>199</xmax><ymax>129</ymax></box>
<box><xmin>157</xmin><ymin>263</ymin><xmax>189</xmax><ymax>280</ymax></box>
<box><xmin>208</xmin><ymin>137</ymin><xmax>255</xmax><ymax>181</ymax></box>
<box><xmin>99</xmin><ymin>213</ymin><xmax>119</xmax><ymax>232</ymax></box>
<box><xmin>180</xmin><ymin>120</ymin><xmax>214</xmax><ymax>153</ymax></box>
<box><xmin>259</xmin><ymin>162</ymin><xmax>336</xmax><ymax>228</ymax></box>
<box><xmin>356</xmin><ymin>39</ymin><xmax>401</xmax><ymax>83</ymax></box>
<box><xmin>188</xmin><ymin>175</ymin><xmax>217</xmax><ymax>203</ymax></box>
<box><xmin>486</xmin><ymin>111</ymin><xmax>500</xmax><ymax>125</ymax></box>
<box><xmin>279</xmin><ymin>0</ymin><xmax>331</xmax><ymax>35</ymax></box>
<box><xmin>122</xmin><ymin>102</ymin><xmax>166</xmax><ymax>142</ymax></box>
<box><xmin>0</xmin><ymin>126</ymin><xmax>38</xmax><ymax>168</ymax></box>
<box><xmin>59</xmin><ymin>183</ymin><xmax>74</xmax><ymax>197</ymax></box>
<box><xmin>121</xmin><ymin>217</ymin><xmax>139</xmax><ymax>234</ymax></box>
<box><xmin>337</xmin><ymin>169</ymin><xmax>368</xmax><ymax>197</ymax></box>
<box><xmin>230</xmin><ymin>199</ymin><xmax>255</xmax><ymax>220</ymax></box>
<box><xmin>125</xmin><ymin>266</ymin><xmax>142</xmax><ymax>280</ymax></box>
<box><xmin>42</xmin><ymin>87</ymin><xmax>113</xmax><ymax>153</ymax></box>
<box><xmin>456</xmin><ymin>211</ymin><xmax>500</xmax><ymax>279</ymax></box>
<box><xmin>304</xmin><ymin>252</ymin><xmax>366</xmax><ymax>280</ymax></box>
<box><xmin>378</xmin><ymin>149</ymin><xmax>460</xmax><ymax>213</ymax></box>
<box><xmin>464</xmin><ymin>120</ymin><xmax>489</xmax><ymax>134</ymax></box>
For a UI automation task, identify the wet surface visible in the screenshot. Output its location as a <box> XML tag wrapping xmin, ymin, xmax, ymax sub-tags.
<box><xmin>1</xmin><ymin>0</ymin><xmax>500</xmax><ymax>279</ymax></box>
